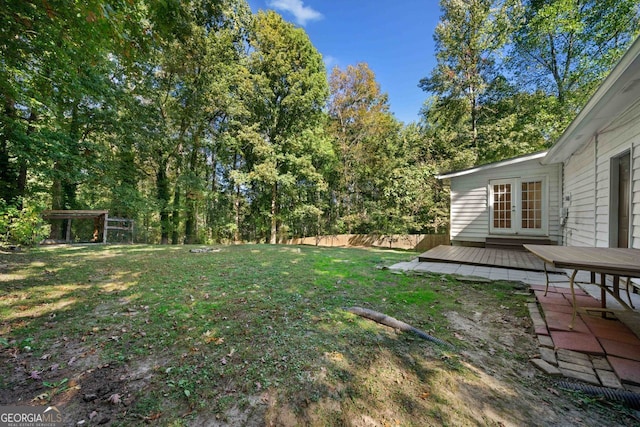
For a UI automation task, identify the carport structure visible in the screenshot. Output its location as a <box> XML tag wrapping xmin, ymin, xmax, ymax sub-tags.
<box><xmin>42</xmin><ymin>210</ymin><xmax>133</xmax><ymax>244</ymax></box>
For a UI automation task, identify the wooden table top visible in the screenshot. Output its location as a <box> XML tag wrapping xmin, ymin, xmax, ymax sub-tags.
<box><xmin>523</xmin><ymin>245</ymin><xmax>640</xmax><ymax>277</ymax></box>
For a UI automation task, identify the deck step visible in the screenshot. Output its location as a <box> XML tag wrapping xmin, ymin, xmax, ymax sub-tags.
<box><xmin>417</xmin><ymin>245</ymin><xmax>561</xmax><ymax>272</ymax></box>
<box><xmin>485</xmin><ymin>237</ymin><xmax>556</xmax><ymax>250</ymax></box>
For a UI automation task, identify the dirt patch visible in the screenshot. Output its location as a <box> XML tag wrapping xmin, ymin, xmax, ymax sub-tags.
<box><xmin>0</xmin><ymin>341</ymin><xmax>167</xmax><ymax>425</ymax></box>
<box><xmin>258</xmin><ymin>296</ymin><xmax>640</xmax><ymax>427</ymax></box>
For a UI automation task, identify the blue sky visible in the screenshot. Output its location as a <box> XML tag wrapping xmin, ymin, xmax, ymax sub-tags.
<box><xmin>248</xmin><ymin>0</ymin><xmax>442</xmax><ymax>124</ymax></box>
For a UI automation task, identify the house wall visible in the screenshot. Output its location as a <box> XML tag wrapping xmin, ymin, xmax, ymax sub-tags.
<box><xmin>564</xmin><ymin>99</ymin><xmax>640</xmax><ymax>248</ymax></box>
<box><xmin>562</xmin><ymin>139</ymin><xmax>597</xmax><ymax>246</ymax></box>
<box><xmin>449</xmin><ymin>159</ymin><xmax>562</xmax><ymax>245</ymax></box>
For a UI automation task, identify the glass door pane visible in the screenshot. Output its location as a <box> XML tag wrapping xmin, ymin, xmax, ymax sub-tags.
<box><xmin>492</xmin><ymin>182</ymin><xmax>512</xmax><ymax>230</ymax></box>
<box><xmin>521</xmin><ymin>180</ymin><xmax>542</xmax><ymax>230</ymax></box>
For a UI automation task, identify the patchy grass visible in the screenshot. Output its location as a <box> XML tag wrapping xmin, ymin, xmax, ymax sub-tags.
<box><xmin>0</xmin><ymin>245</ymin><xmax>637</xmax><ymax>426</ymax></box>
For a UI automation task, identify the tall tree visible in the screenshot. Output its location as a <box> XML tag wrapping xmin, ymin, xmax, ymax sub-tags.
<box><xmin>243</xmin><ymin>11</ymin><xmax>329</xmax><ymax>244</ymax></box>
<box><xmin>327</xmin><ymin>63</ymin><xmax>399</xmax><ymax>233</ymax></box>
<box><xmin>371</xmin><ymin>123</ymin><xmax>449</xmax><ymax>235</ymax></box>
<box><xmin>510</xmin><ymin>0</ymin><xmax>640</xmax><ymax>118</ymax></box>
<box><xmin>0</xmin><ymin>1</ymin><xmax>147</xmax><ymax>239</ymax></box>
<box><xmin>140</xmin><ymin>0</ymin><xmax>252</xmax><ymax>244</ymax></box>
<box><xmin>474</xmin><ymin>76</ymin><xmax>551</xmax><ymax>163</ymax></box>
<box><xmin>419</xmin><ymin>0</ymin><xmax>512</xmax><ymax>165</ymax></box>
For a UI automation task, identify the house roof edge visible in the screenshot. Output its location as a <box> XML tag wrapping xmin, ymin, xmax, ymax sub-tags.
<box><xmin>436</xmin><ymin>151</ymin><xmax>548</xmax><ymax>180</ymax></box>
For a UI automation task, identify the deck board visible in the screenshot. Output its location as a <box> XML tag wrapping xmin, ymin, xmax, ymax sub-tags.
<box><xmin>418</xmin><ymin>245</ymin><xmax>560</xmax><ymax>272</ymax></box>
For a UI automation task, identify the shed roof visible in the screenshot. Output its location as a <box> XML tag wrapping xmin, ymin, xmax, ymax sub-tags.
<box><xmin>436</xmin><ymin>151</ymin><xmax>547</xmax><ymax>180</ymax></box>
<box><xmin>42</xmin><ymin>210</ymin><xmax>109</xmax><ymax>220</ymax></box>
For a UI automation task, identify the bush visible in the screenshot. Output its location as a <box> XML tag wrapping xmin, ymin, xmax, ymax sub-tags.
<box><xmin>0</xmin><ymin>201</ymin><xmax>50</xmax><ymax>247</ymax></box>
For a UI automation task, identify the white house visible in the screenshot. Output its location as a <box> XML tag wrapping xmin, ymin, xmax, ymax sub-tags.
<box><xmin>543</xmin><ymin>36</ymin><xmax>640</xmax><ymax>249</ymax></box>
<box><xmin>438</xmin><ymin>153</ymin><xmax>562</xmax><ymax>247</ymax></box>
<box><xmin>439</xmin><ymin>36</ymin><xmax>640</xmax><ymax>249</ymax></box>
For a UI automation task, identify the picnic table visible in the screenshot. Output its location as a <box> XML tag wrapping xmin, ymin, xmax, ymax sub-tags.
<box><xmin>523</xmin><ymin>245</ymin><xmax>640</xmax><ymax>328</ymax></box>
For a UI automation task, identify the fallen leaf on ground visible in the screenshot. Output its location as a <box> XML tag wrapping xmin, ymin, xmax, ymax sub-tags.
<box><xmin>31</xmin><ymin>393</ymin><xmax>48</xmax><ymax>402</ymax></box>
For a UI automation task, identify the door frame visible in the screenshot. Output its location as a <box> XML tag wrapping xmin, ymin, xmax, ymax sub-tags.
<box><xmin>609</xmin><ymin>150</ymin><xmax>631</xmax><ymax>248</ymax></box>
<box><xmin>489</xmin><ymin>176</ymin><xmax>549</xmax><ymax>236</ymax></box>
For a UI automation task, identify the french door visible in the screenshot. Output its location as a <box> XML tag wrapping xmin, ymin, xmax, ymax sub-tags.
<box><xmin>489</xmin><ymin>178</ymin><xmax>546</xmax><ymax>235</ymax></box>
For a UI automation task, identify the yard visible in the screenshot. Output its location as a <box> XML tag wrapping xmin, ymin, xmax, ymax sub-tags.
<box><xmin>0</xmin><ymin>244</ymin><xmax>637</xmax><ymax>426</ymax></box>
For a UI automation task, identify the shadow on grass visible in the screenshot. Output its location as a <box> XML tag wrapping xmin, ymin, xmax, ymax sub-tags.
<box><xmin>1</xmin><ymin>244</ymin><xmax>606</xmax><ymax>426</ymax></box>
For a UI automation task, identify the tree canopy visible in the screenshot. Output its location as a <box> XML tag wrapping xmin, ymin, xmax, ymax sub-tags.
<box><xmin>421</xmin><ymin>0</ymin><xmax>640</xmax><ymax>168</ymax></box>
<box><xmin>1</xmin><ymin>0</ymin><xmax>638</xmax><ymax>245</ymax></box>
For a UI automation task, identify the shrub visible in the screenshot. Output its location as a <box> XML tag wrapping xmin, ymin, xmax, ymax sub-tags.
<box><xmin>0</xmin><ymin>201</ymin><xmax>50</xmax><ymax>247</ymax></box>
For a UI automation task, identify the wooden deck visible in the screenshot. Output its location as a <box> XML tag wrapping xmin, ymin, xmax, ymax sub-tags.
<box><xmin>418</xmin><ymin>245</ymin><xmax>561</xmax><ymax>272</ymax></box>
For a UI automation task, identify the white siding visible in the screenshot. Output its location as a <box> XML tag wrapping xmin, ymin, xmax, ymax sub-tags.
<box><xmin>562</xmin><ymin>98</ymin><xmax>640</xmax><ymax>248</ymax></box>
<box><xmin>450</xmin><ymin>183</ymin><xmax>488</xmax><ymax>243</ymax></box>
<box><xmin>563</xmin><ymin>139</ymin><xmax>596</xmax><ymax>246</ymax></box>
<box><xmin>448</xmin><ymin>158</ymin><xmax>561</xmax><ymax>244</ymax></box>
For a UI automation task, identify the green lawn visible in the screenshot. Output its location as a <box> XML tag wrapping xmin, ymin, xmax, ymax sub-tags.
<box><xmin>1</xmin><ymin>244</ymin><xmax>630</xmax><ymax>426</ymax></box>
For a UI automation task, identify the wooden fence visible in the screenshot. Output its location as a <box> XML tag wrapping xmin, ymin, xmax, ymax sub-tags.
<box><xmin>279</xmin><ymin>233</ymin><xmax>449</xmax><ymax>251</ymax></box>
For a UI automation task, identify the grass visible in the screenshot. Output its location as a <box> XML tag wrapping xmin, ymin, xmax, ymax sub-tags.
<box><xmin>0</xmin><ymin>244</ymin><xmax>539</xmax><ymax>425</ymax></box>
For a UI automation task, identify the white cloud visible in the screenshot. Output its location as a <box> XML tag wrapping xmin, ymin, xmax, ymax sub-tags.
<box><xmin>267</xmin><ymin>0</ymin><xmax>323</xmax><ymax>26</ymax></box>
<box><xmin>323</xmin><ymin>55</ymin><xmax>338</xmax><ymax>71</ymax></box>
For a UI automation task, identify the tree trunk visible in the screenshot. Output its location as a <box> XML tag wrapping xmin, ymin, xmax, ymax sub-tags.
<box><xmin>232</xmin><ymin>152</ymin><xmax>241</xmax><ymax>243</ymax></box>
<box><xmin>171</xmin><ymin>184</ymin><xmax>181</xmax><ymax>244</ymax></box>
<box><xmin>184</xmin><ymin>134</ymin><xmax>202</xmax><ymax>244</ymax></box>
<box><xmin>48</xmin><ymin>105</ymin><xmax>80</xmax><ymax>240</ymax></box>
<box><xmin>234</xmin><ymin>187</ymin><xmax>241</xmax><ymax>243</ymax></box>
<box><xmin>269</xmin><ymin>181</ymin><xmax>277</xmax><ymax>244</ymax></box>
<box><xmin>184</xmin><ymin>193</ymin><xmax>197</xmax><ymax>244</ymax></box>
<box><xmin>0</xmin><ymin>138</ymin><xmax>13</xmax><ymax>203</ymax></box>
<box><xmin>16</xmin><ymin>111</ymin><xmax>37</xmax><ymax>209</ymax></box>
<box><xmin>0</xmin><ymin>98</ymin><xmax>17</xmax><ymax>204</ymax></box>
<box><xmin>49</xmin><ymin>174</ymin><xmax>63</xmax><ymax>239</ymax></box>
<box><xmin>170</xmin><ymin>144</ymin><xmax>183</xmax><ymax>245</ymax></box>
<box><xmin>156</xmin><ymin>155</ymin><xmax>170</xmax><ymax>245</ymax></box>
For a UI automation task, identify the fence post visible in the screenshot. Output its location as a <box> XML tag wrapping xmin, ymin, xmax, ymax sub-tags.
<box><xmin>102</xmin><ymin>213</ymin><xmax>108</xmax><ymax>244</ymax></box>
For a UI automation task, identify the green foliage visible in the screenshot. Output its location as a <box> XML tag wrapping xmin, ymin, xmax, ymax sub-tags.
<box><xmin>242</xmin><ymin>10</ymin><xmax>330</xmax><ymax>243</ymax></box>
<box><xmin>0</xmin><ymin>201</ymin><xmax>49</xmax><ymax>246</ymax></box>
<box><xmin>510</xmin><ymin>0</ymin><xmax>640</xmax><ymax>111</ymax></box>
<box><xmin>422</xmin><ymin>0</ymin><xmax>639</xmax><ymax>168</ymax></box>
<box><xmin>419</xmin><ymin>0</ymin><xmax>512</xmax><ymax>164</ymax></box>
<box><xmin>3</xmin><ymin>0</ymin><xmax>635</xmax><ymax>245</ymax></box>
<box><xmin>327</xmin><ymin>63</ymin><xmax>411</xmax><ymax>234</ymax></box>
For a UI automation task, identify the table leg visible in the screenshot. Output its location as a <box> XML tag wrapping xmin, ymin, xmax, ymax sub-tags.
<box><xmin>569</xmin><ymin>269</ymin><xmax>579</xmax><ymax>330</ymax></box>
<box><xmin>625</xmin><ymin>277</ymin><xmax>635</xmax><ymax>309</ymax></box>
<box><xmin>600</xmin><ymin>274</ymin><xmax>607</xmax><ymax>318</ymax></box>
<box><xmin>593</xmin><ymin>274</ymin><xmax>632</xmax><ymax>311</ymax></box>
<box><xmin>543</xmin><ymin>263</ymin><xmax>550</xmax><ymax>296</ymax></box>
